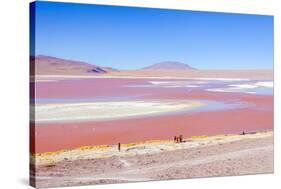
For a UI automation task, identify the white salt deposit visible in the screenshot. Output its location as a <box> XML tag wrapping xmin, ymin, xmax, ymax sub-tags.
<box><xmin>34</xmin><ymin>100</ymin><xmax>204</xmax><ymax>123</ymax></box>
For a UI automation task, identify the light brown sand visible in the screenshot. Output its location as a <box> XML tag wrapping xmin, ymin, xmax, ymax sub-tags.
<box><xmin>33</xmin><ymin>69</ymin><xmax>273</xmax><ymax>80</ymax></box>
<box><xmin>105</xmin><ymin>70</ymin><xmax>273</xmax><ymax>80</ymax></box>
<box><xmin>32</xmin><ymin>132</ymin><xmax>273</xmax><ymax>188</ymax></box>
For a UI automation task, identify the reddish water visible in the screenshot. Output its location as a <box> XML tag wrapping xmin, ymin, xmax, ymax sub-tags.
<box><xmin>32</xmin><ymin>78</ymin><xmax>273</xmax><ymax>153</ymax></box>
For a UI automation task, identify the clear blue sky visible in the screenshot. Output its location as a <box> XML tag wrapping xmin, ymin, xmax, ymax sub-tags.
<box><xmin>33</xmin><ymin>1</ymin><xmax>273</xmax><ymax>70</ymax></box>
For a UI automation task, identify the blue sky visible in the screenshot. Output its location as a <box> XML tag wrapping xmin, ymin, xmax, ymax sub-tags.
<box><xmin>33</xmin><ymin>1</ymin><xmax>273</xmax><ymax>70</ymax></box>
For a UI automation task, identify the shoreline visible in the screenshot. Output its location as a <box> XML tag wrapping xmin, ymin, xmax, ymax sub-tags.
<box><xmin>32</xmin><ymin>131</ymin><xmax>273</xmax><ymax>188</ymax></box>
<box><xmin>32</xmin><ymin>131</ymin><xmax>273</xmax><ymax>166</ymax></box>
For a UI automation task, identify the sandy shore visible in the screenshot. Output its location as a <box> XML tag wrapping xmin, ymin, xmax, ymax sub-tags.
<box><xmin>31</xmin><ymin>131</ymin><xmax>273</xmax><ymax>188</ymax></box>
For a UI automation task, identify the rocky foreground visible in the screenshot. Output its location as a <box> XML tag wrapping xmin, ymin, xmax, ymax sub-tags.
<box><xmin>32</xmin><ymin>132</ymin><xmax>273</xmax><ymax>188</ymax></box>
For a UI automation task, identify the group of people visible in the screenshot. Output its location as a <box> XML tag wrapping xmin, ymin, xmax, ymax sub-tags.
<box><xmin>117</xmin><ymin>134</ymin><xmax>185</xmax><ymax>152</ymax></box>
<box><xmin>174</xmin><ymin>135</ymin><xmax>184</xmax><ymax>143</ymax></box>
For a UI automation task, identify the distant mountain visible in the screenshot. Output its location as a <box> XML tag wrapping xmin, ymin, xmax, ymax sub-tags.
<box><xmin>33</xmin><ymin>55</ymin><xmax>118</xmax><ymax>75</ymax></box>
<box><xmin>142</xmin><ymin>61</ymin><xmax>196</xmax><ymax>70</ymax></box>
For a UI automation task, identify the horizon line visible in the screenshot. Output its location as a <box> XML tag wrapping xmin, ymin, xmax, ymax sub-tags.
<box><xmin>33</xmin><ymin>54</ymin><xmax>274</xmax><ymax>70</ymax></box>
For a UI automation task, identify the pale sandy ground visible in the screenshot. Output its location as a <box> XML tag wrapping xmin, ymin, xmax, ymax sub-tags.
<box><xmin>32</xmin><ymin>132</ymin><xmax>273</xmax><ymax>188</ymax></box>
<box><xmin>31</xmin><ymin>69</ymin><xmax>273</xmax><ymax>81</ymax></box>
<box><xmin>107</xmin><ymin>70</ymin><xmax>273</xmax><ymax>80</ymax></box>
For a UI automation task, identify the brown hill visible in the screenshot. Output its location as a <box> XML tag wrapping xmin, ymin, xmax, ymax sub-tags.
<box><xmin>33</xmin><ymin>55</ymin><xmax>118</xmax><ymax>75</ymax></box>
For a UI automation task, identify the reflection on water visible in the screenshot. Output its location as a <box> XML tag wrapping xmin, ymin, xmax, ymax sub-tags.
<box><xmin>174</xmin><ymin>99</ymin><xmax>248</xmax><ymax>116</ymax></box>
<box><xmin>237</xmin><ymin>87</ymin><xmax>273</xmax><ymax>95</ymax></box>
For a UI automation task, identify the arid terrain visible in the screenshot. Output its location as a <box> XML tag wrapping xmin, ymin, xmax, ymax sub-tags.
<box><xmin>32</xmin><ymin>55</ymin><xmax>272</xmax><ymax>79</ymax></box>
<box><xmin>30</xmin><ymin>55</ymin><xmax>273</xmax><ymax>188</ymax></box>
<box><xmin>32</xmin><ymin>132</ymin><xmax>273</xmax><ymax>188</ymax></box>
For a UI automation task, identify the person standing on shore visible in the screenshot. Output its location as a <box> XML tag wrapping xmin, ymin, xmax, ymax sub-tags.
<box><xmin>118</xmin><ymin>142</ymin><xmax>121</xmax><ymax>152</ymax></box>
<box><xmin>179</xmin><ymin>135</ymin><xmax>183</xmax><ymax>143</ymax></box>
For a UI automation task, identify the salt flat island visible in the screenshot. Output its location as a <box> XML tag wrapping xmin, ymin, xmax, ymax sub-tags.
<box><xmin>33</xmin><ymin>100</ymin><xmax>205</xmax><ymax>123</ymax></box>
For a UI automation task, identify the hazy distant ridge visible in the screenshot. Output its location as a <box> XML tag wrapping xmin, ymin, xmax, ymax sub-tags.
<box><xmin>142</xmin><ymin>61</ymin><xmax>196</xmax><ymax>70</ymax></box>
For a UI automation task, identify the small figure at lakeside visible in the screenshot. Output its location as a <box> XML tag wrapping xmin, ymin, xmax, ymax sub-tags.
<box><xmin>118</xmin><ymin>142</ymin><xmax>121</xmax><ymax>152</ymax></box>
<box><xmin>174</xmin><ymin>135</ymin><xmax>183</xmax><ymax>143</ymax></box>
<box><xmin>179</xmin><ymin>135</ymin><xmax>183</xmax><ymax>143</ymax></box>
